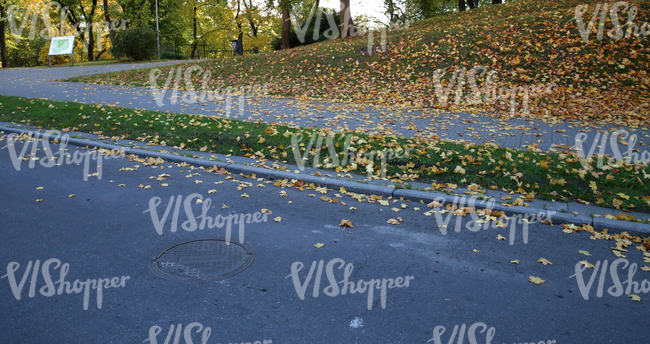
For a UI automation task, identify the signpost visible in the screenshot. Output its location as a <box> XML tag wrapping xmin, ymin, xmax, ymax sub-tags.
<box><xmin>48</xmin><ymin>36</ymin><xmax>75</xmax><ymax>66</ymax></box>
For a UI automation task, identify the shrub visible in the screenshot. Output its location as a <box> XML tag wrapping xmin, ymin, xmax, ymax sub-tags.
<box><xmin>111</xmin><ymin>27</ymin><xmax>157</xmax><ymax>60</ymax></box>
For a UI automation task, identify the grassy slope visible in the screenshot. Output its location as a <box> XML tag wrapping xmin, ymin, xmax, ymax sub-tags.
<box><xmin>68</xmin><ymin>0</ymin><xmax>650</xmax><ymax>126</ymax></box>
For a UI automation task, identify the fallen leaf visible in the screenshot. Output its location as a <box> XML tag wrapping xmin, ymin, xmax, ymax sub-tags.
<box><xmin>579</xmin><ymin>250</ymin><xmax>592</xmax><ymax>256</ymax></box>
<box><xmin>511</xmin><ymin>259</ymin><xmax>519</xmax><ymax>264</ymax></box>
<box><xmin>273</xmin><ymin>217</ymin><xmax>282</xmax><ymax>222</ymax></box>
<box><xmin>529</xmin><ymin>276</ymin><xmax>545</xmax><ymax>285</ymax></box>
<box><xmin>630</xmin><ymin>294</ymin><xmax>641</xmax><ymax>302</ymax></box>
<box><xmin>338</xmin><ymin>219</ymin><xmax>354</xmax><ymax>228</ymax></box>
<box><xmin>538</xmin><ymin>258</ymin><xmax>553</xmax><ymax>265</ymax></box>
<box><xmin>579</xmin><ymin>260</ymin><xmax>595</xmax><ymax>268</ymax></box>
<box><xmin>496</xmin><ymin>234</ymin><xmax>507</xmax><ymax>241</ymax></box>
<box><xmin>314</xmin><ymin>243</ymin><xmax>324</xmax><ymax>248</ymax></box>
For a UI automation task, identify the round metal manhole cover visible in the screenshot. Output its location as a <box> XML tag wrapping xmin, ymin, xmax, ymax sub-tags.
<box><xmin>149</xmin><ymin>239</ymin><xmax>255</xmax><ymax>281</ymax></box>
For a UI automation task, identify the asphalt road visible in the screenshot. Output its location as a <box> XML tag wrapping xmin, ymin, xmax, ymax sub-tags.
<box><xmin>1</xmin><ymin>135</ymin><xmax>649</xmax><ymax>344</ymax></box>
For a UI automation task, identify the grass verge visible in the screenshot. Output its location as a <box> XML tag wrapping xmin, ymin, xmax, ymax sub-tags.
<box><xmin>1</xmin><ymin>94</ymin><xmax>649</xmax><ymax>217</ymax></box>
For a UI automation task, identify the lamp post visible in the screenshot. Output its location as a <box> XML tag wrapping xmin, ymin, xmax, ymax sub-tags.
<box><xmin>156</xmin><ymin>0</ymin><xmax>160</xmax><ymax>60</ymax></box>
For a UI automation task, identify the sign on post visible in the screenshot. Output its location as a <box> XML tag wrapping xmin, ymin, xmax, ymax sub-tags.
<box><xmin>48</xmin><ymin>36</ymin><xmax>75</xmax><ymax>66</ymax></box>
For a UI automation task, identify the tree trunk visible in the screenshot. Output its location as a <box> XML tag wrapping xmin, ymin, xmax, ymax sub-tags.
<box><xmin>467</xmin><ymin>0</ymin><xmax>476</xmax><ymax>9</ymax></box>
<box><xmin>281</xmin><ymin>5</ymin><xmax>290</xmax><ymax>49</ymax></box>
<box><xmin>339</xmin><ymin>0</ymin><xmax>355</xmax><ymax>38</ymax></box>
<box><xmin>492</xmin><ymin>0</ymin><xmax>502</xmax><ymax>4</ymax></box>
<box><xmin>458</xmin><ymin>0</ymin><xmax>466</xmax><ymax>11</ymax></box>
<box><xmin>0</xmin><ymin>1</ymin><xmax>7</xmax><ymax>68</ymax></box>
<box><xmin>103</xmin><ymin>0</ymin><xmax>115</xmax><ymax>46</ymax></box>
<box><xmin>192</xmin><ymin>6</ymin><xmax>197</xmax><ymax>58</ymax></box>
<box><xmin>87</xmin><ymin>0</ymin><xmax>98</xmax><ymax>62</ymax></box>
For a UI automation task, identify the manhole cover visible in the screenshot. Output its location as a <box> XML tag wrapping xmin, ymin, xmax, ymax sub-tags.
<box><xmin>149</xmin><ymin>239</ymin><xmax>255</xmax><ymax>281</ymax></box>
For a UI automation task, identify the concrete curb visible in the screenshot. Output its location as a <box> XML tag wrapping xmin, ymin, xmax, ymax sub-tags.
<box><xmin>2</xmin><ymin>125</ymin><xmax>649</xmax><ymax>236</ymax></box>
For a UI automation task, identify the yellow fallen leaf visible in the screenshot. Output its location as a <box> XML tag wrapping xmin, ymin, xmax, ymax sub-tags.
<box><xmin>579</xmin><ymin>250</ymin><xmax>592</xmax><ymax>256</ymax></box>
<box><xmin>36</xmin><ymin>187</ymin><xmax>43</xmax><ymax>190</ymax></box>
<box><xmin>529</xmin><ymin>276</ymin><xmax>545</xmax><ymax>285</ymax></box>
<box><xmin>36</xmin><ymin>199</ymin><xmax>43</xmax><ymax>202</ymax></box>
<box><xmin>222</xmin><ymin>204</ymin><xmax>229</xmax><ymax>209</ymax></box>
<box><xmin>630</xmin><ymin>294</ymin><xmax>641</xmax><ymax>302</ymax></box>
<box><xmin>538</xmin><ymin>258</ymin><xmax>553</xmax><ymax>265</ymax></box>
<box><xmin>579</xmin><ymin>260</ymin><xmax>595</xmax><ymax>268</ymax></box>
<box><xmin>314</xmin><ymin>243</ymin><xmax>324</xmax><ymax>248</ymax></box>
<box><xmin>387</xmin><ymin>218</ymin><xmax>400</xmax><ymax>225</ymax></box>
<box><xmin>427</xmin><ymin>201</ymin><xmax>443</xmax><ymax>208</ymax></box>
<box><xmin>68</xmin><ymin>194</ymin><xmax>75</xmax><ymax>198</ymax></box>
<box><xmin>640</xmin><ymin>266</ymin><xmax>650</xmax><ymax>271</ymax></box>
<box><xmin>261</xmin><ymin>208</ymin><xmax>272</xmax><ymax>213</ymax></box>
<box><xmin>241</xmin><ymin>193</ymin><xmax>249</xmax><ymax>198</ymax></box>
<box><xmin>273</xmin><ymin>217</ymin><xmax>282</xmax><ymax>222</ymax></box>
<box><xmin>496</xmin><ymin>234</ymin><xmax>507</xmax><ymax>241</ymax></box>
<box><xmin>472</xmin><ymin>249</ymin><xmax>480</xmax><ymax>253</ymax></box>
<box><xmin>511</xmin><ymin>259</ymin><xmax>519</xmax><ymax>264</ymax></box>
<box><xmin>208</xmin><ymin>189</ymin><xmax>217</xmax><ymax>193</ymax></box>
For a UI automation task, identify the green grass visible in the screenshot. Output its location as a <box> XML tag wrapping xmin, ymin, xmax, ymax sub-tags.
<box><xmin>2</xmin><ymin>94</ymin><xmax>649</xmax><ymax>216</ymax></box>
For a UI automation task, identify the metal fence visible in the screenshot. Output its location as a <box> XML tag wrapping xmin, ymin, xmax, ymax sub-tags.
<box><xmin>161</xmin><ymin>43</ymin><xmax>259</xmax><ymax>60</ymax></box>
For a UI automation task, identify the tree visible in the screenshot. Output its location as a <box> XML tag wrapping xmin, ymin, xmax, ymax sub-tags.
<box><xmin>339</xmin><ymin>0</ymin><xmax>355</xmax><ymax>38</ymax></box>
<box><xmin>491</xmin><ymin>0</ymin><xmax>501</xmax><ymax>3</ymax></box>
<box><xmin>279</xmin><ymin>0</ymin><xmax>290</xmax><ymax>49</ymax></box>
<box><xmin>458</xmin><ymin>0</ymin><xmax>465</xmax><ymax>12</ymax></box>
<box><xmin>0</xmin><ymin>0</ymin><xmax>7</xmax><ymax>68</ymax></box>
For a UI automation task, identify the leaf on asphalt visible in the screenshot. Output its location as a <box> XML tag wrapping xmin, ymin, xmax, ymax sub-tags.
<box><xmin>496</xmin><ymin>234</ymin><xmax>507</xmax><ymax>241</ymax></box>
<box><xmin>630</xmin><ymin>294</ymin><xmax>641</xmax><ymax>302</ymax></box>
<box><xmin>578</xmin><ymin>250</ymin><xmax>592</xmax><ymax>256</ymax></box>
<box><xmin>36</xmin><ymin>187</ymin><xmax>43</xmax><ymax>190</ymax></box>
<box><xmin>387</xmin><ymin>218</ymin><xmax>399</xmax><ymax>225</ymax></box>
<box><xmin>222</xmin><ymin>204</ymin><xmax>229</xmax><ymax>209</ymax></box>
<box><xmin>273</xmin><ymin>217</ymin><xmax>282</xmax><ymax>222</ymax></box>
<box><xmin>529</xmin><ymin>276</ymin><xmax>545</xmax><ymax>285</ymax></box>
<box><xmin>214</xmin><ymin>165</ymin><xmax>228</xmax><ymax>175</ymax></box>
<box><xmin>640</xmin><ymin>266</ymin><xmax>650</xmax><ymax>272</ymax></box>
<box><xmin>36</xmin><ymin>199</ymin><xmax>43</xmax><ymax>202</ymax></box>
<box><xmin>427</xmin><ymin>200</ymin><xmax>443</xmax><ymax>208</ymax></box>
<box><xmin>472</xmin><ymin>249</ymin><xmax>480</xmax><ymax>253</ymax></box>
<box><xmin>579</xmin><ymin>260</ymin><xmax>595</xmax><ymax>269</ymax></box>
<box><xmin>538</xmin><ymin>258</ymin><xmax>553</xmax><ymax>265</ymax></box>
<box><xmin>208</xmin><ymin>189</ymin><xmax>217</xmax><ymax>194</ymax></box>
<box><xmin>511</xmin><ymin>259</ymin><xmax>519</xmax><ymax>264</ymax></box>
<box><xmin>68</xmin><ymin>194</ymin><xmax>75</xmax><ymax>198</ymax></box>
<box><xmin>261</xmin><ymin>208</ymin><xmax>272</xmax><ymax>213</ymax></box>
<box><xmin>378</xmin><ymin>200</ymin><xmax>389</xmax><ymax>206</ymax></box>
<box><xmin>314</xmin><ymin>243</ymin><xmax>324</xmax><ymax>248</ymax></box>
<box><xmin>338</xmin><ymin>219</ymin><xmax>354</xmax><ymax>228</ymax></box>
<box><xmin>241</xmin><ymin>193</ymin><xmax>249</xmax><ymax>198</ymax></box>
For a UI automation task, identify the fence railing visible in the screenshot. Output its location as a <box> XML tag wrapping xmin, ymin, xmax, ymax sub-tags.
<box><xmin>161</xmin><ymin>43</ymin><xmax>259</xmax><ymax>60</ymax></box>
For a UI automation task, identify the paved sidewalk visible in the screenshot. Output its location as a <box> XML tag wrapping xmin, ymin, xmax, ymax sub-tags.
<box><xmin>1</xmin><ymin>63</ymin><xmax>648</xmax><ymax>157</ymax></box>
